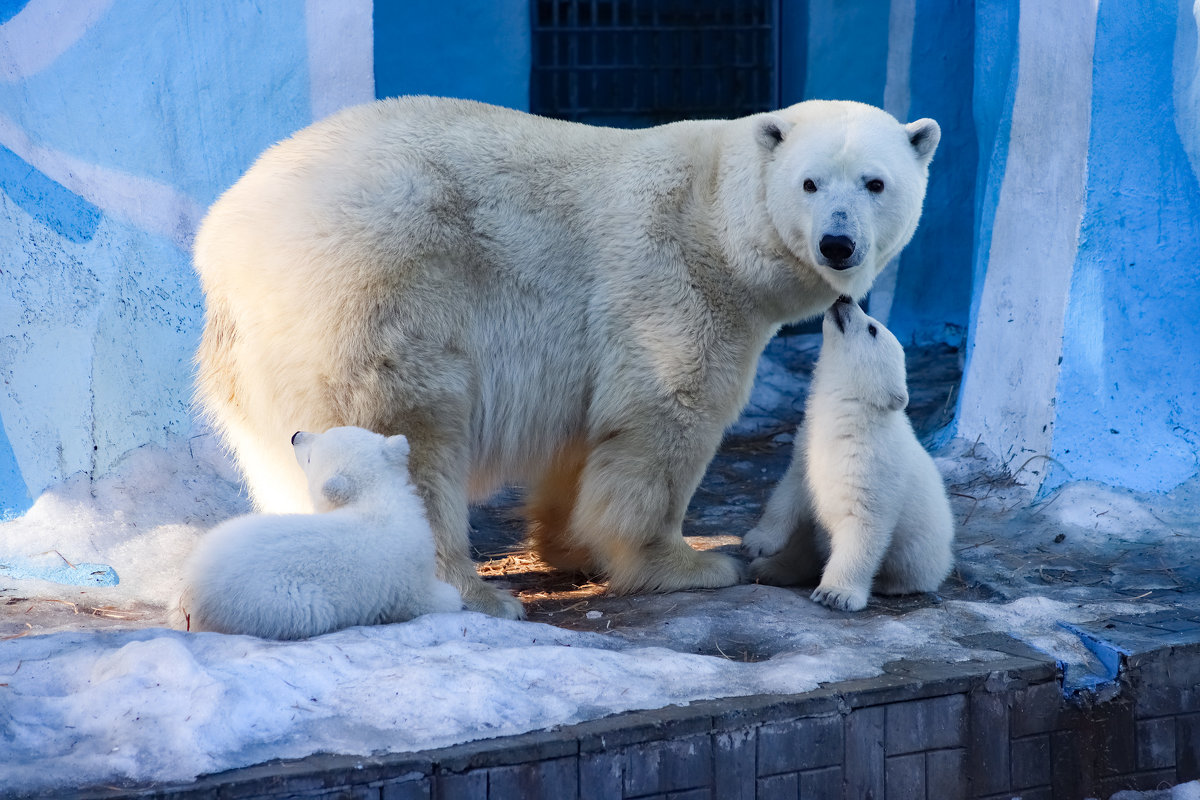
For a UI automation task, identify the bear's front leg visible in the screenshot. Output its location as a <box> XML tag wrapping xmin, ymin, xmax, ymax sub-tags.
<box><xmin>406</xmin><ymin>423</ymin><xmax>526</xmax><ymax>620</ymax></box>
<box><xmin>569</xmin><ymin>424</ymin><xmax>742</xmax><ymax>595</ymax></box>
<box><xmin>811</xmin><ymin>515</ymin><xmax>895</xmax><ymax>612</ymax></box>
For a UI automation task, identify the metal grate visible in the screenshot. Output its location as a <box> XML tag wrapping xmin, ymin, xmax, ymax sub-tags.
<box><xmin>531</xmin><ymin>0</ymin><xmax>778</xmax><ymax>127</ymax></box>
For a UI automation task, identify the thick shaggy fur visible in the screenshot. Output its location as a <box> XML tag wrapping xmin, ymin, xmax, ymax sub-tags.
<box><xmin>193</xmin><ymin>96</ymin><xmax>940</xmax><ymax>617</ymax></box>
<box><xmin>179</xmin><ymin>427</ymin><xmax>462</xmax><ymax>639</ymax></box>
<box><xmin>744</xmin><ymin>300</ymin><xmax>954</xmax><ymax>611</ymax></box>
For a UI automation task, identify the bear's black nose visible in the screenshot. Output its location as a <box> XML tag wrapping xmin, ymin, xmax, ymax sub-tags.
<box><xmin>819</xmin><ymin>234</ymin><xmax>856</xmax><ymax>263</ymax></box>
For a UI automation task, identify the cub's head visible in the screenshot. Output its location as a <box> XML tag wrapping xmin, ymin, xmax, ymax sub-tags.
<box><xmin>817</xmin><ymin>297</ymin><xmax>909</xmax><ymax>412</ymax></box>
<box><xmin>290</xmin><ymin>426</ymin><xmax>411</xmax><ymax>512</ymax></box>
<box><xmin>758</xmin><ymin>100</ymin><xmax>940</xmax><ymax>299</ymax></box>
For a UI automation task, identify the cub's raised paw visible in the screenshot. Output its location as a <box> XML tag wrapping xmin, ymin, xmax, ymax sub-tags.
<box><xmin>742</xmin><ymin>524</ymin><xmax>788</xmax><ymax>559</ymax></box>
<box><xmin>811</xmin><ymin>583</ymin><xmax>869</xmax><ymax>612</ymax></box>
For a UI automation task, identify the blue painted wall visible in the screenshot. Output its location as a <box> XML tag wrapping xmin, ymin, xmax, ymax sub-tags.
<box><xmin>1048</xmin><ymin>0</ymin><xmax>1200</xmax><ymax>491</ymax></box>
<box><xmin>374</xmin><ymin>0</ymin><xmax>532</xmax><ymax>110</ymax></box>
<box><xmin>2</xmin><ymin>0</ymin><xmax>1198</xmax><ymax>513</ymax></box>
<box><xmin>885</xmin><ymin>0</ymin><xmax>977</xmax><ymax>345</ymax></box>
<box><xmin>0</xmin><ymin>1</ymin><xmax>371</xmax><ymax>517</ymax></box>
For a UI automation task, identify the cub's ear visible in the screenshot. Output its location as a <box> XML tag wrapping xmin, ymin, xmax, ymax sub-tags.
<box><xmin>322</xmin><ymin>474</ymin><xmax>356</xmax><ymax>507</ymax></box>
<box><xmin>886</xmin><ymin>386</ymin><xmax>910</xmax><ymax>412</ymax></box>
<box><xmin>384</xmin><ymin>434</ymin><xmax>410</xmax><ymax>467</ymax></box>
<box><xmin>905</xmin><ymin>118</ymin><xmax>941</xmax><ymax>167</ymax></box>
<box><xmin>756</xmin><ymin>115</ymin><xmax>792</xmax><ymax>151</ymax></box>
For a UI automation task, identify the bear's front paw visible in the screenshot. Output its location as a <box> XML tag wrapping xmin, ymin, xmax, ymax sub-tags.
<box><xmin>811</xmin><ymin>583</ymin><xmax>869</xmax><ymax>612</ymax></box>
<box><xmin>742</xmin><ymin>524</ymin><xmax>788</xmax><ymax>559</ymax></box>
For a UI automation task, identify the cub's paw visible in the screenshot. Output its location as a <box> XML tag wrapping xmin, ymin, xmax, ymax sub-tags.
<box><xmin>749</xmin><ymin>555</ymin><xmax>803</xmax><ymax>586</ymax></box>
<box><xmin>811</xmin><ymin>583</ymin><xmax>869</xmax><ymax>612</ymax></box>
<box><xmin>742</xmin><ymin>524</ymin><xmax>788</xmax><ymax>559</ymax></box>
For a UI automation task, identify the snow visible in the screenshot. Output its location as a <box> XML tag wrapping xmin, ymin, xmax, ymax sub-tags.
<box><xmin>1</xmin><ymin>337</ymin><xmax>1196</xmax><ymax>795</ymax></box>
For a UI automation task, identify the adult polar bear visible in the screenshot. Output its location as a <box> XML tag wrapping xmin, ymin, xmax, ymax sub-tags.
<box><xmin>194</xmin><ymin>96</ymin><xmax>939</xmax><ymax>619</ymax></box>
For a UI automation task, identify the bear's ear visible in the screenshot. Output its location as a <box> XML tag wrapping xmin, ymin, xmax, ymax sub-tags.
<box><xmin>755</xmin><ymin>115</ymin><xmax>792</xmax><ymax>151</ymax></box>
<box><xmin>384</xmin><ymin>434</ymin><xmax>410</xmax><ymax>468</ymax></box>
<box><xmin>905</xmin><ymin>118</ymin><xmax>941</xmax><ymax>167</ymax></box>
<box><xmin>321</xmin><ymin>474</ymin><xmax>356</xmax><ymax>507</ymax></box>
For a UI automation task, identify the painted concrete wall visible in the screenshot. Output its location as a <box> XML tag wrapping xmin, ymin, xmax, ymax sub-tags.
<box><xmin>2</xmin><ymin>0</ymin><xmax>1196</xmax><ymax>516</ymax></box>
<box><xmin>0</xmin><ymin>1</ymin><xmax>372</xmax><ymax>518</ymax></box>
<box><xmin>374</xmin><ymin>0</ymin><xmax>531</xmax><ymax>110</ymax></box>
<box><xmin>954</xmin><ymin>0</ymin><xmax>1200</xmax><ymax>494</ymax></box>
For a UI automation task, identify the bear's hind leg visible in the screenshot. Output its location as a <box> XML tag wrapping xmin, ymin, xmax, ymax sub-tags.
<box><xmin>571</xmin><ymin>428</ymin><xmax>741</xmax><ymax>595</ymax></box>
<box><xmin>525</xmin><ymin>441</ymin><xmax>598</xmax><ymax>574</ymax></box>
<box><xmin>744</xmin><ymin>422</ymin><xmax>818</xmax><ymax>561</ymax></box>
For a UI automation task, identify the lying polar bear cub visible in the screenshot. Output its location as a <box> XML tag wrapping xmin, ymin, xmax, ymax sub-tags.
<box><xmin>179</xmin><ymin>426</ymin><xmax>463</xmax><ymax>639</ymax></box>
<box><xmin>744</xmin><ymin>297</ymin><xmax>954</xmax><ymax>611</ymax></box>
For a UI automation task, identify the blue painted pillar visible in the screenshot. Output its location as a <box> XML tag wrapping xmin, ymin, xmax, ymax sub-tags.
<box><xmin>954</xmin><ymin>0</ymin><xmax>1200</xmax><ymax>494</ymax></box>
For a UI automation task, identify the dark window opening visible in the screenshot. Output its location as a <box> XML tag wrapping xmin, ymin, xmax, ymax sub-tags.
<box><xmin>531</xmin><ymin>0</ymin><xmax>779</xmax><ymax>127</ymax></box>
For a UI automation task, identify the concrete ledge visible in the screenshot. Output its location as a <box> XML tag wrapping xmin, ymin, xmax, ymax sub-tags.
<box><xmin>61</xmin><ymin>620</ymin><xmax>1200</xmax><ymax>800</ymax></box>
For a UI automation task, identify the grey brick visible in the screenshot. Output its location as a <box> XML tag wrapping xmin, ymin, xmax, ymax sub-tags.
<box><xmin>925</xmin><ymin>748</ymin><xmax>967</xmax><ymax>800</ymax></box>
<box><xmin>1011</xmin><ymin>734</ymin><xmax>1051</xmax><ymax>790</ymax></box>
<box><xmin>666</xmin><ymin>790</ymin><xmax>709</xmax><ymax>800</ymax></box>
<box><xmin>757</xmin><ymin>714</ymin><xmax>843</xmax><ymax>775</ymax></box>
<box><xmin>1010</xmin><ymin>681</ymin><xmax>1063</xmax><ymax>738</ymax></box>
<box><xmin>1050</xmin><ymin>729</ymin><xmax>1085</xmax><ymax>800</ymax></box>
<box><xmin>1099</xmin><ymin>699</ymin><xmax>1138</xmax><ymax>777</ymax></box>
<box><xmin>714</xmin><ymin>729</ymin><xmax>756</xmax><ymax>800</ymax></box>
<box><xmin>967</xmin><ymin>690</ymin><xmax>1010</xmax><ymax>795</ymax></box>
<box><xmin>486</xmin><ymin>757</ymin><xmax>577</xmax><ymax>800</ymax></box>
<box><xmin>578</xmin><ymin>753</ymin><xmax>622</xmax><ymax>800</ymax></box>
<box><xmin>798</xmin><ymin>766</ymin><xmax>841</xmax><ymax>800</ymax></box>
<box><xmin>884</xmin><ymin>753</ymin><xmax>924</xmax><ymax>800</ymax></box>
<box><xmin>623</xmin><ymin>733</ymin><xmax>711</xmax><ymax>797</ymax></box>
<box><xmin>844</xmin><ymin>706</ymin><xmax>885</xmax><ymax>800</ymax></box>
<box><xmin>432</xmin><ymin>771</ymin><xmax>486</xmax><ymax>800</ymax></box>
<box><xmin>1137</xmin><ymin>717</ymin><xmax>1177</xmax><ymax>770</ymax></box>
<box><xmin>756</xmin><ymin>772</ymin><xmax>799</xmax><ymax>800</ymax></box>
<box><xmin>382</xmin><ymin>777</ymin><xmax>431</xmax><ymax>800</ymax></box>
<box><xmin>1179</xmin><ymin>712</ymin><xmax>1200</xmax><ymax>781</ymax></box>
<box><xmin>884</xmin><ymin>695</ymin><xmax>967</xmax><ymax>755</ymax></box>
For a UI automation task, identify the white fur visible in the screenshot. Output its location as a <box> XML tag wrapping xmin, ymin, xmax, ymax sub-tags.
<box><xmin>178</xmin><ymin>427</ymin><xmax>463</xmax><ymax>639</ymax></box>
<box><xmin>193</xmin><ymin>97</ymin><xmax>940</xmax><ymax>618</ymax></box>
<box><xmin>746</xmin><ymin>300</ymin><xmax>954</xmax><ymax>611</ymax></box>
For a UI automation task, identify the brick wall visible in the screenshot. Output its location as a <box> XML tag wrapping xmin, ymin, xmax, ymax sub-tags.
<box><xmin>78</xmin><ymin>631</ymin><xmax>1200</xmax><ymax>800</ymax></box>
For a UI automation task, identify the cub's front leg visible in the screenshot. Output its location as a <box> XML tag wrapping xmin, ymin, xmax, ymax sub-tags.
<box><xmin>810</xmin><ymin>514</ymin><xmax>895</xmax><ymax>612</ymax></box>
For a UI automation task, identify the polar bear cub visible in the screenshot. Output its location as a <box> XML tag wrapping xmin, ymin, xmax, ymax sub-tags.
<box><xmin>179</xmin><ymin>426</ymin><xmax>463</xmax><ymax>639</ymax></box>
<box><xmin>744</xmin><ymin>297</ymin><xmax>953</xmax><ymax>611</ymax></box>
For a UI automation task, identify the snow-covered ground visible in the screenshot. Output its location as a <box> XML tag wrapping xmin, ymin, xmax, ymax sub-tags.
<box><xmin>2</xmin><ymin>337</ymin><xmax>1198</xmax><ymax>796</ymax></box>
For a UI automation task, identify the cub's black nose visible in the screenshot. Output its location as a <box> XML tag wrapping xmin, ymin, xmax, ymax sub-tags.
<box><xmin>819</xmin><ymin>234</ymin><xmax>856</xmax><ymax>263</ymax></box>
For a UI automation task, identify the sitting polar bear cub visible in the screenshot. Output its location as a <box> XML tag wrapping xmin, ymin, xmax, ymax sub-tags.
<box><xmin>179</xmin><ymin>426</ymin><xmax>463</xmax><ymax>639</ymax></box>
<box><xmin>193</xmin><ymin>96</ymin><xmax>940</xmax><ymax>618</ymax></box>
<box><xmin>744</xmin><ymin>297</ymin><xmax>953</xmax><ymax>611</ymax></box>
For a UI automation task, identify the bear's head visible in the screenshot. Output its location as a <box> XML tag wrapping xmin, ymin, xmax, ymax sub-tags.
<box><xmin>290</xmin><ymin>426</ymin><xmax>410</xmax><ymax>512</ymax></box>
<box><xmin>758</xmin><ymin>100</ymin><xmax>940</xmax><ymax>300</ymax></box>
<box><xmin>817</xmin><ymin>296</ymin><xmax>909</xmax><ymax>412</ymax></box>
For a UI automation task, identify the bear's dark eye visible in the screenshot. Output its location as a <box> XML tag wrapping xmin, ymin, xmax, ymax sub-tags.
<box><xmin>868</xmin><ymin>324</ymin><xmax>878</xmax><ymax>338</ymax></box>
<box><xmin>803</xmin><ymin>179</ymin><xmax>817</xmax><ymax>193</ymax></box>
<box><xmin>866</xmin><ymin>179</ymin><xmax>885</xmax><ymax>194</ymax></box>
